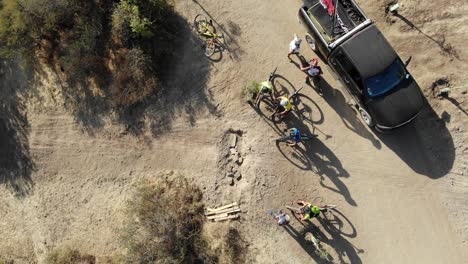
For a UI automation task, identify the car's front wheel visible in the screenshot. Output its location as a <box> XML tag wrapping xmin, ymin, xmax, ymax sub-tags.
<box><xmin>305</xmin><ymin>33</ymin><xmax>317</xmax><ymax>52</ymax></box>
<box><xmin>359</xmin><ymin>108</ymin><xmax>374</xmax><ymax>127</ymax></box>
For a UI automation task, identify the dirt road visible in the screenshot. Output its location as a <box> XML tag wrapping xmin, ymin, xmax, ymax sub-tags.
<box><xmin>0</xmin><ymin>0</ymin><xmax>467</xmax><ymax>263</ymax></box>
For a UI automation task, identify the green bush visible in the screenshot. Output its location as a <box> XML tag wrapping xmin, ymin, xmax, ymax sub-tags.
<box><xmin>121</xmin><ymin>175</ymin><xmax>217</xmax><ymax>263</ymax></box>
<box><xmin>243</xmin><ymin>81</ymin><xmax>261</xmax><ymax>103</ymax></box>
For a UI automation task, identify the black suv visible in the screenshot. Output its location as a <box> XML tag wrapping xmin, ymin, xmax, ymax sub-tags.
<box><xmin>298</xmin><ymin>0</ymin><xmax>424</xmax><ymax>130</ymax></box>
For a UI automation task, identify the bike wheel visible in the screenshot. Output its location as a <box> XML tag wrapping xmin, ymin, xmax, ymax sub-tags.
<box><xmin>194</xmin><ymin>14</ymin><xmax>207</xmax><ymax>33</ymax></box>
<box><xmin>204</xmin><ymin>39</ymin><xmax>216</xmax><ymax>57</ymax></box>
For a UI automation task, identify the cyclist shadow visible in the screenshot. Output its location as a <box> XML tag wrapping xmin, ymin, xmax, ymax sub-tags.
<box><xmin>282</xmin><ymin>223</ymin><xmax>334</xmax><ymax>263</ymax></box>
<box><xmin>317</xmin><ymin>78</ymin><xmax>382</xmax><ymax>149</ymax></box>
<box><xmin>274</xmin><ymin>108</ymin><xmax>356</xmax><ymax>206</ymax></box>
<box><xmin>317</xmin><ymin>210</ymin><xmax>365</xmax><ymax>264</ymax></box>
<box><xmin>303</xmin><ymin>139</ymin><xmax>357</xmax><ymax>206</ymax></box>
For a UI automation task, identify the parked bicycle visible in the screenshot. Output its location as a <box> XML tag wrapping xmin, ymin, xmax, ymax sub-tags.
<box><xmin>194</xmin><ymin>14</ymin><xmax>224</xmax><ymax>57</ymax></box>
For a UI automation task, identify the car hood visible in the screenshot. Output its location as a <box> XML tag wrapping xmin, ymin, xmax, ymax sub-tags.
<box><xmin>366</xmin><ymin>77</ymin><xmax>424</xmax><ymax>128</ymax></box>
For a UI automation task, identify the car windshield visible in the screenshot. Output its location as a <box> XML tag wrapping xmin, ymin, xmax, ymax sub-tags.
<box><xmin>365</xmin><ymin>59</ymin><xmax>405</xmax><ymax>97</ymax></box>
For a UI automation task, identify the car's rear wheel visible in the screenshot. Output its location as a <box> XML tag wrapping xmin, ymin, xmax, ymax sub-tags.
<box><xmin>305</xmin><ymin>33</ymin><xmax>317</xmax><ymax>52</ymax></box>
<box><xmin>359</xmin><ymin>108</ymin><xmax>374</xmax><ymax>127</ymax></box>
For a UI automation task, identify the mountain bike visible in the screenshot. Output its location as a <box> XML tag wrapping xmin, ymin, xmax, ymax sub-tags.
<box><xmin>269</xmin><ymin>87</ymin><xmax>304</xmax><ymax>121</ymax></box>
<box><xmin>286</xmin><ymin>204</ymin><xmax>337</xmax><ymax>218</ymax></box>
<box><xmin>194</xmin><ymin>14</ymin><xmax>224</xmax><ymax>57</ymax></box>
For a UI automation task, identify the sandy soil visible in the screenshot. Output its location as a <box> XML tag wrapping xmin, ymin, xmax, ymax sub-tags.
<box><xmin>0</xmin><ymin>0</ymin><xmax>467</xmax><ymax>263</ymax></box>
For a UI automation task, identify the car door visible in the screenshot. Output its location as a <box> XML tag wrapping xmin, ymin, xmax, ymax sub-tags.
<box><xmin>329</xmin><ymin>48</ymin><xmax>365</xmax><ymax>105</ymax></box>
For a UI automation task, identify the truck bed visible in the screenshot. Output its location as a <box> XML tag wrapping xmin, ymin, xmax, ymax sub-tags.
<box><xmin>302</xmin><ymin>0</ymin><xmax>368</xmax><ymax>43</ymax></box>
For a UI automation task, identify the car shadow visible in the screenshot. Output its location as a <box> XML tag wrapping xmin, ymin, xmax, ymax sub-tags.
<box><xmin>376</xmin><ymin>98</ymin><xmax>455</xmax><ymax>178</ymax></box>
<box><xmin>0</xmin><ymin>59</ymin><xmax>35</xmax><ymax>197</ymax></box>
<box><xmin>317</xmin><ymin>78</ymin><xmax>382</xmax><ymax>149</ymax></box>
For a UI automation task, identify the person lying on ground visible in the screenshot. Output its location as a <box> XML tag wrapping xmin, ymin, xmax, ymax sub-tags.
<box><xmin>288</xmin><ymin>34</ymin><xmax>302</xmax><ymax>62</ymax></box>
<box><xmin>297</xmin><ymin>200</ymin><xmax>321</xmax><ymax>221</ymax></box>
<box><xmin>271</xmin><ymin>96</ymin><xmax>292</xmax><ymax>118</ymax></box>
<box><xmin>255</xmin><ymin>81</ymin><xmax>274</xmax><ymax>105</ymax></box>
<box><xmin>288</xmin><ymin>128</ymin><xmax>302</xmax><ymax>147</ymax></box>
<box><xmin>272</xmin><ymin>210</ymin><xmax>291</xmax><ymax>226</ymax></box>
<box><xmin>300</xmin><ymin>58</ymin><xmax>323</xmax><ymax>84</ymax></box>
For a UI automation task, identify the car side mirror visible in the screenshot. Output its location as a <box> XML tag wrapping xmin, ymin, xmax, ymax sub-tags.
<box><xmin>404</xmin><ymin>56</ymin><xmax>412</xmax><ymax>67</ymax></box>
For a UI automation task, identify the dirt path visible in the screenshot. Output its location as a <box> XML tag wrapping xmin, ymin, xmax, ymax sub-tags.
<box><xmin>0</xmin><ymin>0</ymin><xmax>467</xmax><ymax>263</ymax></box>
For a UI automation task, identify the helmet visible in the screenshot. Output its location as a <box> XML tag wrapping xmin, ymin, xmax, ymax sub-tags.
<box><xmin>310</xmin><ymin>58</ymin><xmax>318</xmax><ymax>67</ymax></box>
<box><xmin>311</xmin><ymin>206</ymin><xmax>321</xmax><ymax>214</ymax></box>
<box><xmin>280</xmin><ymin>99</ymin><xmax>288</xmax><ymax>107</ymax></box>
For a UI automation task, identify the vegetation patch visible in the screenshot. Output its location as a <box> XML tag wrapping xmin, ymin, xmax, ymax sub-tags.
<box><xmin>120</xmin><ymin>174</ymin><xmax>218</xmax><ymax>263</ymax></box>
<box><xmin>243</xmin><ymin>81</ymin><xmax>260</xmax><ymax>103</ymax></box>
<box><xmin>45</xmin><ymin>247</ymin><xmax>96</xmax><ymax>264</ymax></box>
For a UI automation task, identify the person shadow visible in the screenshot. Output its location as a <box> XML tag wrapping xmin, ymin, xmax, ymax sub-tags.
<box><xmin>316</xmin><ymin>209</ymin><xmax>365</xmax><ymax>264</ymax></box>
<box><xmin>282</xmin><ymin>223</ymin><xmax>334</xmax><ymax>263</ymax></box>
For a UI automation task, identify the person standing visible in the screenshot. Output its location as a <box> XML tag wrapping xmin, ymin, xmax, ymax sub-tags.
<box><xmin>288</xmin><ymin>34</ymin><xmax>302</xmax><ymax>62</ymax></box>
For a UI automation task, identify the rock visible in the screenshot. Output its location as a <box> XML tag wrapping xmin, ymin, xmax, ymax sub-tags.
<box><xmin>235</xmin><ymin>171</ymin><xmax>241</xmax><ymax>180</ymax></box>
<box><xmin>227</xmin><ymin>172</ymin><xmax>234</xmax><ymax>178</ymax></box>
<box><xmin>230</xmin><ymin>148</ymin><xmax>238</xmax><ymax>155</ymax></box>
<box><xmin>229</xmin><ymin>178</ymin><xmax>235</xmax><ymax>186</ymax></box>
<box><xmin>237</xmin><ymin>157</ymin><xmax>243</xmax><ymax>165</ymax></box>
<box><xmin>230</xmin><ymin>134</ymin><xmax>237</xmax><ymax>148</ymax></box>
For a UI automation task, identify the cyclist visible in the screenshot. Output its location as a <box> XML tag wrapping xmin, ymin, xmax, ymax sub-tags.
<box><xmin>288</xmin><ymin>128</ymin><xmax>301</xmax><ymax>147</ymax></box>
<box><xmin>300</xmin><ymin>58</ymin><xmax>323</xmax><ymax>84</ymax></box>
<box><xmin>255</xmin><ymin>81</ymin><xmax>274</xmax><ymax>105</ymax></box>
<box><xmin>297</xmin><ymin>200</ymin><xmax>321</xmax><ymax>221</ymax></box>
<box><xmin>272</xmin><ymin>96</ymin><xmax>292</xmax><ymax>119</ymax></box>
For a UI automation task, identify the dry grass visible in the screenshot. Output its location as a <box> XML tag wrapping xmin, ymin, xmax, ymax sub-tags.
<box><xmin>120</xmin><ymin>174</ymin><xmax>218</xmax><ymax>263</ymax></box>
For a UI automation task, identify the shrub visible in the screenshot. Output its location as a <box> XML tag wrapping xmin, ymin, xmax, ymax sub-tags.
<box><xmin>121</xmin><ymin>175</ymin><xmax>217</xmax><ymax>263</ymax></box>
<box><xmin>243</xmin><ymin>81</ymin><xmax>260</xmax><ymax>103</ymax></box>
<box><xmin>45</xmin><ymin>247</ymin><xmax>96</xmax><ymax>264</ymax></box>
<box><xmin>110</xmin><ymin>48</ymin><xmax>159</xmax><ymax>106</ymax></box>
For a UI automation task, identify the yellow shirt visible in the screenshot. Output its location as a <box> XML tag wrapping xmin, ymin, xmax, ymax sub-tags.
<box><xmin>279</xmin><ymin>96</ymin><xmax>292</xmax><ymax>110</ymax></box>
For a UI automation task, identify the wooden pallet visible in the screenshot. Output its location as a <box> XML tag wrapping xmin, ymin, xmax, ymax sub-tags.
<box><xmin>205</xmin><ymin>203</ymin><xmax>240</xmax><ymax>222</ymax></box>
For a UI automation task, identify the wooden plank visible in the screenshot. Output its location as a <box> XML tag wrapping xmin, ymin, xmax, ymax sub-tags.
<box><xmin>205</xmin><ymin>207</ymin><xmax>240</xmax><ymax>216</ymax></box>
<box><xmin>206</xmin><ymin>202</ymin><xmax>238</xmax><ymax>212</ymax></box>
<box><xmin>214</xmin><ymin>214</ymin><xmax>239</xmax><ymax>222</ymax></box>
<box><xmin>206</xmin><ymin>213</ymin><xmax>228</xmax><ymax>220</ymax></box>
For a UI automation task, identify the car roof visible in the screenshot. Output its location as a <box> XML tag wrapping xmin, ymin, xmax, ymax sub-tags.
<box><xmin>340</xmin><ymin>25</ymin><xmax>397</xmax><ymax>79</ymax></box>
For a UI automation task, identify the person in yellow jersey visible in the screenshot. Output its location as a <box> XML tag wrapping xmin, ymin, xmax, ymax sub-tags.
<box><xmin>255</xmin><ymin>81</ymin><xmax>274</xmax><ymax>105</ymax></box>
<box><xmin>271</xmin><ymin>96</ymin><xmax>292</xmax><ymax>119</ymax></box>
<box><xmin>297</xmin><ymin>200</ymin><xmax>321</xmax><ymax>221</ymax></box>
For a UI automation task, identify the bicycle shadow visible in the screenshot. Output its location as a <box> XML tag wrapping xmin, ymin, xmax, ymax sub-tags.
<box><xmin>317</xmin><ymin>212</ymin><xmax>364</xmax><ymax>264</ymax></box>
<box><xmin>282</xmin><ymin>223</ymin><xmax>334</xmax><ymax>263</ymax></box>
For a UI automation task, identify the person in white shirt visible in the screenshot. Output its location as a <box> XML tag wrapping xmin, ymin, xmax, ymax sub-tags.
<box><xmin>287</xmin><ymin>34</ymin><xmax>302</xmax><ymax>62</ymax></box>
